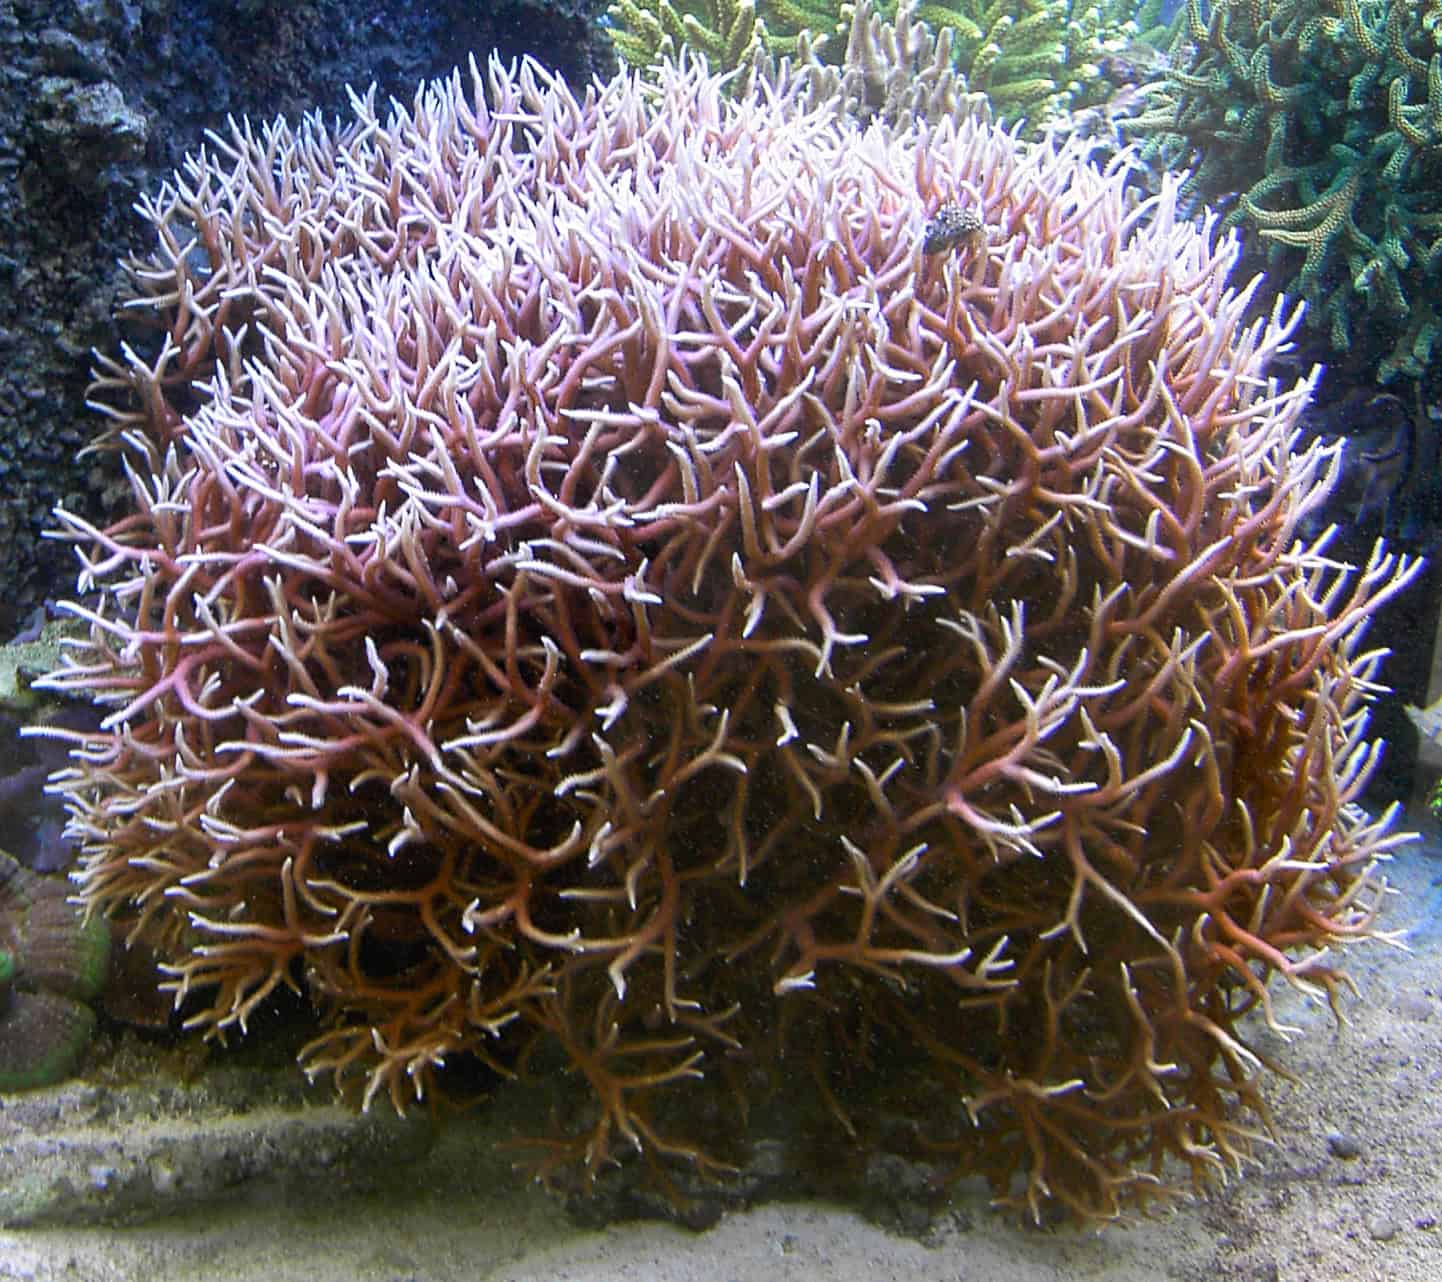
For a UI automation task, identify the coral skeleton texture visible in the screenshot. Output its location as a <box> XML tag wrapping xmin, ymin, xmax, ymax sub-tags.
<box><xmin>39</xmin><ymin>54</ymin><xmax>1418</xmax><ymax>1220</ymax></box>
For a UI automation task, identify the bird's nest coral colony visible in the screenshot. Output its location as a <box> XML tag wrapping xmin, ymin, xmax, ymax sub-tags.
<box><xmin>7</xmin><ymin>0</ymin><xmax>1428</xmax><ymax>1226</ymax></box>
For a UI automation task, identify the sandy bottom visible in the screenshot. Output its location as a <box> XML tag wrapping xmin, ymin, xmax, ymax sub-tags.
<box><xmin>2</xmin><ymin>828</ymin><xmax>1439</xmax><ymax>1282</ymax></box>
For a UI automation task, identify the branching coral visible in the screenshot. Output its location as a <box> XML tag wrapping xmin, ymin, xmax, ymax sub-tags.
<box><xmin>912</xmin><ymin>0</ymin><xmax>1085</xmax><ymax>122</ymax></box>
<box><xmin>39</xmin><ymin>53</ymin><xmax>1419</xmax><ymax>1220</ymax></box>
<box><xmin>609</xmin><ymin>0</ymin><xmax>1148</xmax><ymax>130</ymax></box>
<box><xmin>1130</xmin><ymin>0</ymin><xmax>1175</xmax><ymax>47</ymax></box>
<box><xmin>607</xmin><ymin>0</ymin><xmax>767</xmax><ymax>85</ymax></box>
<box><xmin>1133</xmin><ymin>0</ymin><xmax>1442</xmax><ymax>381</ymax></box>
<box><xmin>770</xmin><ymin>0</ymin><xmax>992</xmax><ymax>131</ymax></box>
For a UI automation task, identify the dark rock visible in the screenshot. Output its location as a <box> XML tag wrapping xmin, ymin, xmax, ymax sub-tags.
<box><xmin>37</xmin><ymin>28</ymin><xmax>114</xmax><ymax>81</ymax></box>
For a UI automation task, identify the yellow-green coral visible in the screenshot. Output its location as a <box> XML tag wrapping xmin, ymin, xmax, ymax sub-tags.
<box><xmin>877</xmin><ymin>2</ymin><xmax>1165</xmax><ymax>127</ymax></box>
<box><xmin>1130</xmin><ymin>0</ymin><xmax>1174</xmax><ymax>46</ymax></box>
<box><xmin>607</xmin><ymin>0</ymin><xmax>1155</xmax><ymax>132</ymax></box>
<box><xmin>1134</xmin><ymin>0</ymin><xmax>1442</xmax><ymax>381</ymax></box>
<box><xmin>752</xmin><ymin>0</ymin><xmax>847</xmax><ymax>56</ymax></box>
<box><xmin>607</xmin><ymin>0</ymin><xmax>767</xmax><ymax>81</ymax></box>
<box><xmin>778</xmin><ymin>0</ymin><xmax>991</xmax><ymax>132</ymax></box>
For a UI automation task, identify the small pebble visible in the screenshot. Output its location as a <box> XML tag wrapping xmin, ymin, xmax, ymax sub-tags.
<box><xmin>1326</xmin><ymin>1131</ymin><xmax>1362</xmax><ymax>1160</ymax></box>
<box><xmin>1367</xmin><ymin>1215</ymin><xmax>1399</xmax><ymax>1242</ymax></box>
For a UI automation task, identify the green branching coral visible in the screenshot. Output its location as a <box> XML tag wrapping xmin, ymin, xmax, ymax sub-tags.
<box><xmin>868</xmin><ymin>3</ymin><xmax>1169</xmax><ymax>128</ymax></box>
<box><xmin>608</xmin><ymin>0</ymin><xmax>1152</xmax><ymax>132</ymax></box>
<box><xmin>607</xmin><ymin>0</ymin><xmax>767</xmax><ymax>83</ymax></box>
<box><xmin>915</xmin><ymin>1</ymin><xmax>1078</xmax><ymax>122</ymax></box>
<box><xmin>1131</xmin><ymin>0</ymin><xmax>1174</xmax><ymax>47</ymax></box>
<box><xmin>604</xmin><ymin>0</ymin><xmax>846</xmax><ymax>86</ymax></box>
<box><xmin>1134</xmin><ymin>0</ymin><xmax>1442</xmax><ymax>381</ymax></box>
<box><xmin>751</xmin><ymin>0</ymin><xmax>846</xmax><ymax>55</ymax></box>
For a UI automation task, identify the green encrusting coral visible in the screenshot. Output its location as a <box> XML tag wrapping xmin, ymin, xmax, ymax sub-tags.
<box><xmin>606</xmin><ymin>0</ymin><xmax>1154</xmax><ymax>130</ymax></box>
<box><xmin>0</xmin><ymin>848</ymin><xmax>110</xmax><ymax>1091</ymax></box>
<box><xmin>1135</xmin><ymin>0</ymin><xmax>1442</xmax><ymax>382</ymax></box>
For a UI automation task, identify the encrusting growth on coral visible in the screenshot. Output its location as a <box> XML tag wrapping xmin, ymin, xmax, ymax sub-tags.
<box><xmin>38</xmin><ymin>50</ymin><xmax>1419</xmax><ymax>1221</ymax></box>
